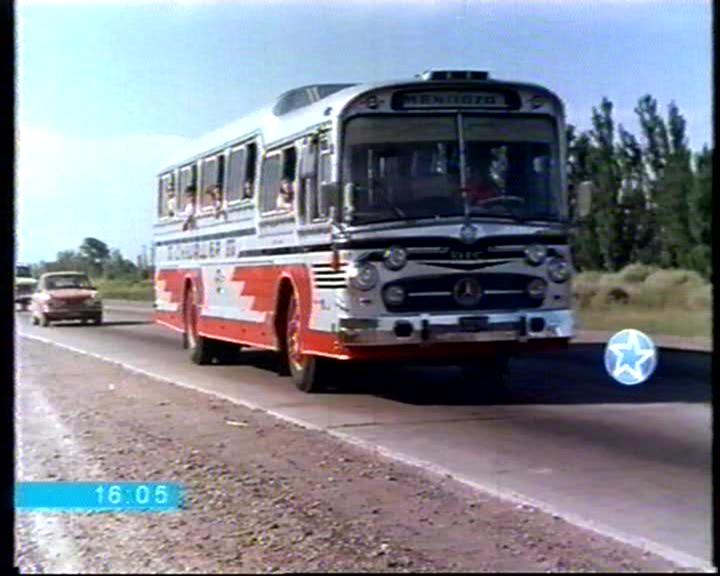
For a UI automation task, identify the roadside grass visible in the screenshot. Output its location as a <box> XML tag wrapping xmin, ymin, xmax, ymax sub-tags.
<box><xmin>91</xmin><ymin>265</ymin><xmax>713</xmax><ymax>339</ymax></box>
<box><xmin>573</xmin><ymin>265</ymin><xmax>712</xmax><ymax>340</ymax></box>
<box><xmin>94</xmin><ymin>278</ymin><xmax>154</xmax><ymax>301</ymax></box>
<box><xmin>576</xmin><ymin>308</ymin><xmax>712</xmax><ymax>340</ymax></box>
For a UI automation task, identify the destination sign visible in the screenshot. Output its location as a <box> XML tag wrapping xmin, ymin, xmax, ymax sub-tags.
<box><xmin>399</xmin><ymin>91</ymin><xmax>510</xmax><ymax>109</ymax></box>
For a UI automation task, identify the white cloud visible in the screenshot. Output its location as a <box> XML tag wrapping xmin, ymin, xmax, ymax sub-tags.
<box><xmin>16</xmin><ymin>126</ymin><xmax>192</xmax><ymax>263</ymax></box>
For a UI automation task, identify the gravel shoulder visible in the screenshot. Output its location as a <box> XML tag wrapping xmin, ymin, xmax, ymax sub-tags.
<box><xmin>15</xmin><ymin>337</ymin><xmax>687</xmax><ymax>573</ymax></box>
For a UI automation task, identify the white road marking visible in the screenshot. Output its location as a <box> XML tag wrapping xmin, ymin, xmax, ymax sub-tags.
<box><xmin>17</xmin><ymin>331</ymin><xmax>716</xmax><ymax>572</ymax></box>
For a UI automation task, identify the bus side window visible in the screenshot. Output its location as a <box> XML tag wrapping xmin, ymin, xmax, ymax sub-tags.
<box><xmin>245</xmin><ymin>142</ymin><xmax>257</xmax><ymax>199</ymax></box>
<box><xmin>299</xmin><ymin>136</ymin><xmax>318</xmax><ymax>224</ymax></box>
<box><xmin>157</xmin><ymin>173</ymin><xmax>175</xmax><ymax>218</ymax></box>
<box><xmin>179</xmin><ymin>166</ymin><xmax>191</xmax><ymax>210</ymax></box>
<box><xmin>216</xmin><ymin>154</ymin><xmax>225</xmax><ymax>202</ymax></box>
<box><xmin>200</xmin><ymin>156</ymin><xmax>218</xmax><ymax>208</ymax></box>
<box><xmin>316</xmin><ymin>136</ymin><xmax>332</xmax><ymax>219</ymax></box>
<box><xmin>227</xmin><ymin>146</ymin><xmax>246</xmax><ymax>203</ymax></box>
<box><xmin>157</xmin><ymin>178</ymin><xmax>164</xmax><ymax>218</ymax></box>
<box><xmin>260</xmin><ymin>153</ymin><xmax>282</xmax><ymax>213</ymax></box>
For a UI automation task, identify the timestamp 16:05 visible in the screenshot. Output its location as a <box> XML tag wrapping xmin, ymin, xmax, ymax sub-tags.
<box><xmin>15</xmin><ymin>482</ymin><xmax>185</xmax><ymax>512</ymax></box>
<box><xmin>95</xmin><ymin>484</ymin><xmax>170</xmax><ymax>506</ymax></box>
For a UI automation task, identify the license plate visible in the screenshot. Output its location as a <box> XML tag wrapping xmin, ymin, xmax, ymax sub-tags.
<box><xmin>459</xmin><ymin>316</ymin><xmax>489</xmax><ymax>332</ymax></box>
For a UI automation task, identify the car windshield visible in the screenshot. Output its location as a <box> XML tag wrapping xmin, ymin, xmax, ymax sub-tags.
<box><xmin>342</xmin><ymin>114</ymin><xmax>564</xmax><ymax>224</ymax></box>
<box><xmin>45</xmin><ymin>275</ymin><xmax>92</xmax><ymax>290</ymax></box>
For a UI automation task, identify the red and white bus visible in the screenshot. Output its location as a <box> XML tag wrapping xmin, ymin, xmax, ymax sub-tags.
<box><xmin>153</xmin><ymin>69</ymin><xmax>581</xmax><ymax>392</ymax></box>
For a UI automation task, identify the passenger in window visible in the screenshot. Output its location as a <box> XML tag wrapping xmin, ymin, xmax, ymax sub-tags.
<box><xmin>182</xmin><ymin>185</ymin><xmax>197</xmax><ymax>231</ymax></box>
<box><xmin>206</xmin><ymin>185</ymin><xmax>227</xmax><ymax>220</ymax></box>
<box><xmin>243</xmin><ymin>181</ymin><xmax>254</xmax><ymax>199</ymax></box>
<box><xmin>166</xmin><ymin>183</ymin><xmax>177</xmax><ymax>217</ymax></box>
<box><xmin>276</xmin><ymin>178</ymin><xmax>295</xmax><ymax>211</ymax></box>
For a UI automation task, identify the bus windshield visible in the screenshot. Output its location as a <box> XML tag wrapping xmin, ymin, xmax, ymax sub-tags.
<box><xmin>342</xmin><ymin>114</ymin><xmax>564</xmax><ymax>225</ymax></box>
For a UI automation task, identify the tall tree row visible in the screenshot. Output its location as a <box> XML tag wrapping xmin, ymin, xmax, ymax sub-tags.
<box><xmin>567</xmin><ymin>95</ymin><xmax>712</xmax><ymax>279</ymax></box>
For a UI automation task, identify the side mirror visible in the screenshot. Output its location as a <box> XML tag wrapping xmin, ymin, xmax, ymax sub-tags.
<box><xmin>575</xmin><ymin>180</ymin><xmax>594</xmax><ymax>220</ymax></box>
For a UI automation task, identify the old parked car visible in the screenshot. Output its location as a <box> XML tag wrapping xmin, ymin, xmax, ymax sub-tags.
<box><xmin>30</xmin><ymin>271</ymin><xmax>103</xmax><ymax>327</ymax></box>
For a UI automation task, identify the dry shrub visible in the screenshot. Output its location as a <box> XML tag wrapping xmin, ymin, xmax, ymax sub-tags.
<box><xmin>617</xmin><ymin>263</ymin><xmax>659</xmax><ymax>284</ymax></box>
<box><xmin>589</xmin><ymin>284</ymin><xmax>633</xmax><ymax>308</ymax></box>
<box><xmin>643</xmin><ymin>269</ymin><xmax>705</xmax><ymax>290</ymax></box>
<box><xmin>571</xmin><ymin>274</ymin><xmax>600</xmax><ymax>308</ymax></box>
<box><xmin>642</xmin><ymin>269</ymin><xmax>706</xmax><ymax>307</ymax></box>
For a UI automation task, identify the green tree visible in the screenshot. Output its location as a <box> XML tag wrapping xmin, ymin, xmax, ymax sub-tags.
<box><xmin>104</xmin><ymin>248</ymin><xmax>138</xmax><ymax>280</ymax></box>
<box><xmin>79</xmin><ymin>237</ymin><xmax>110</xmax><ymax>277</ymax></box>
<box><xmin>654</xmin><ymin>102</ymin><xmax>694</xmax><ymax>268</ymax></box>
<box><xmin>688</xmin><ymin>146</ymin><xmax>712</xmax><ymax>278</ymax></box>
<box><xmin>616</xmin><ymin>125</ymin><xmax>652</xmax><ymax>264</ymax></box>
<box><xmin>635</xmin><ymin>94</ymin><xmax>673</xmax><ymax>266</ymax></box>
<box><xmin>566</xmin><ymin>124</ymin><xmax>603</xmax><ymax>270</ymax></box>
<box><xmin>588</xmin><ymin>98</ymin><xmax>625</xmax><ymax>270</ymax></box>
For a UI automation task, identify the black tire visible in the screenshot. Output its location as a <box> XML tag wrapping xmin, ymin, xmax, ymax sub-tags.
<box><xmin>40</xmin><ymin>314</ymin><xmax>50</xmax><ymax>327</ymax></box>
<box><xmin>284</xmin><ymin>292</ymin><xmax>330</xmax><ymax>393</ymax></box>
<box><xmin>184</xmin><ymin>285</ymin><xmax>213</xmax><ymax>365</ymax></box>
<box><xmin>93</xmin><ymin>314</ymin><xmax>103</xmax><ymax>326</ymax></box>
<box><xmin>213</xmin><ymin>341</ymin><xmax>241</xmax><ymax>364</ymax></box>
<box><xmin>31</xmin><ymin>314</ymin><xmax>39</xmax><ymax>326</ymax></box>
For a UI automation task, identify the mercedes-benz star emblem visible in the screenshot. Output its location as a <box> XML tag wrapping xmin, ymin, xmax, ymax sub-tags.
<box><xmin>459</xmin><ymin>223</ymin><xmax>478</xmax><ymax>244</ymax></box>
<box><xmin>453</xmin><ymin>278</ymin><xmax>483</xmax><ymax>307</ymax></box>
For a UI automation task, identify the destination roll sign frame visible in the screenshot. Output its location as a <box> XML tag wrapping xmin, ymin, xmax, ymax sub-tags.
<box><xmin>392</xmin><ymin>89</ymin><xmax>520</xmax><ymax>110</ymax></box>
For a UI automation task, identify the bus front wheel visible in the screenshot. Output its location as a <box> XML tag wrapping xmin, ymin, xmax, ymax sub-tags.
<box><xmin>184</xmin><ymin>285</ymin><xmax>213</xmax><ymax>365</ymax></box>
<box><xmin>284</xmin><ymin>292</ymin><xmax>329</xmax><ymax>393</ymax></box>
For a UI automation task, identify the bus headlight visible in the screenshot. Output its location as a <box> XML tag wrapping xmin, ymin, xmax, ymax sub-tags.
<box><xmin>525</xmin><ymin>244</ymin><xmax>547</xmax><ymax>266</ymax></box>
<box><xmin>349</xmin><ymin>262</ymin><xmax>379</xmax><ymax>291</ymax></box>
<box><xmin>547</xmin><ymin>256</ymin><xmax>570</xmax><ymax>283</ymax></box>
<box><xmin>526</xmin><ymin>278</ymin><xmax>547</xmax><ymax>299</ymax></box>
<box><xmin>383</xmin><ymin>246</ymin><xmax>408</xmax><ymax>271</ymax></box>
<box><xmin>383</xmin><ymin>285</ymin><xmax>406</xmax><ymax>306</ymax></box>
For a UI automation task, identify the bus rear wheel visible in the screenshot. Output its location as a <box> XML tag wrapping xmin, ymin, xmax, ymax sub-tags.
<box><xmin>284</xmin><ymin>292</ymin><xmax>329</xmax><ymax>393</ymax></box>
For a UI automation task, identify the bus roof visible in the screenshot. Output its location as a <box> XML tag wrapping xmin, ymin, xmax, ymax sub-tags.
<box><xmin>159</xmin><ymin>73</ymin><xmax>561</xmax><ymax>174</ymax></box>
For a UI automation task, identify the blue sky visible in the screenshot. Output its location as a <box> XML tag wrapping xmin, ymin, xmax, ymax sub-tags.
<box><xmin>17</xmin><ymin>0</ymin><xmax>713</xmax><ymax>264</ymax></box>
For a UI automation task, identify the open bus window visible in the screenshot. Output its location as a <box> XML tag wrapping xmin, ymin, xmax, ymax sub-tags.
<box><xmin>245</xmin><ymin>142</ymin><xmax>257</xmax><ymax>198</ymax></box>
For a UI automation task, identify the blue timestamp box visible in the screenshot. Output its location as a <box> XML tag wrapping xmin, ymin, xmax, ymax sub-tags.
<box><xmin>15</xmin><ymin>482</ymin><xmax>185</xmax><ymax>513</ymax></box>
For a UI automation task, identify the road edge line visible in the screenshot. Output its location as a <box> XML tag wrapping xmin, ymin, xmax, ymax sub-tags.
<box><xmin>18</xmin><ymin>332</ymin><xmax>716</xmax><ymax>573</ymax></box>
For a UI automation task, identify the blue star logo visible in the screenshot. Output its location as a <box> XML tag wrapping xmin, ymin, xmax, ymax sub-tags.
<box><xmin>604</xmin><ymin>329</ymin><xmax>658</xmax><ymax>386</ymax></box>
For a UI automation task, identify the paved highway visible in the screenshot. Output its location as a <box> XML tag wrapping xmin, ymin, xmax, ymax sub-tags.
<box><xmin>15</xmin><ymin>305</ymin><xmax>713</xmax><ymax>570</ymax></box>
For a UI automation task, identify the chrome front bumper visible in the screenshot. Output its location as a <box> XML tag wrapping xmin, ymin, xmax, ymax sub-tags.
<box><xmin>337</xmin><ymin>309</ymin><xmax>575</xmax><ymax>346</ymax></box>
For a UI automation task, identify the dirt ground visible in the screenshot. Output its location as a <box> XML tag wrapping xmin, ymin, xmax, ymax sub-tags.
<box><xmin>15</xmin><ymin>337</ymin><xmax>687</xmax><ymax>573</ymax></box>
